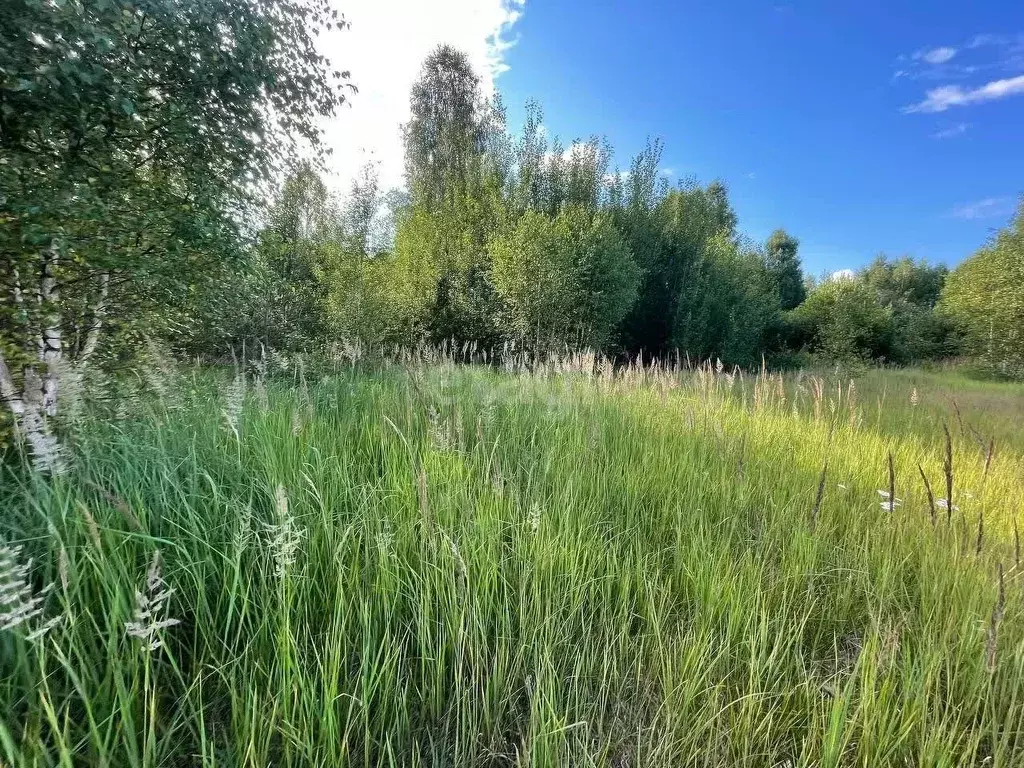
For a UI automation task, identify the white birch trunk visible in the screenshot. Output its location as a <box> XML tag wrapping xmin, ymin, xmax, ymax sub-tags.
<box><xmin>38</xmin><ymin>244</ymin><xmax>63</xmax><ymax>417</ymax></box>
<box><xmin>0</xmin><ymin>244</ymin><xmax>67</xmax><ymax>474</ymax></box>
<box><xmin>0</xmin><ymin>349</ymin><xmax>65</xmax><ymax>474</ymax></box>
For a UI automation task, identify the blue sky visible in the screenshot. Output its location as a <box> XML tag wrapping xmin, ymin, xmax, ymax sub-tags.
<box><xmin>490</xmin><ymin>0</ymin><xmax>1024</xmax><ymax>275</ymax></box>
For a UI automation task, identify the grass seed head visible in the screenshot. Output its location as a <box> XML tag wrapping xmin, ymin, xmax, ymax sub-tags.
<box><xmin>125</xmin><ymin>550</ymin><xmax>180</xmax><ymax>651</ymax></box>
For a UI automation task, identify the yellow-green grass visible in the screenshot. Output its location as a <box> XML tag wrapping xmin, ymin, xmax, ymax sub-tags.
<box><xmin>1</xmin><ymin>361</ymin><xmax>1022</xmax><ymax>766</ymax></box>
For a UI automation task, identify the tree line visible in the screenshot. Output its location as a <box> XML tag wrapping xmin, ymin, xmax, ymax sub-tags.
<box><xmin>195</xmin><ymin>45</ymin><xmax>1022</xmax><ymax>377</ymax></box>
<box><xmin>2</xmin><ymin>8</ymin><xmax>1023</xmax><ymax>464</ymax></box>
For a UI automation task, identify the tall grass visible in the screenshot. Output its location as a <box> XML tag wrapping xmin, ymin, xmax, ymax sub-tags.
<box><xmin>1</xmin><ymin>358</ymin><xmax>1022</xmax><ymax>766</ymax></box>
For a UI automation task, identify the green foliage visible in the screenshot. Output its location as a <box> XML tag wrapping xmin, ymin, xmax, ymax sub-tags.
<box><xmin>491</xmin><ymin>206</ymin><xmax>639</xmax><ymax>349</ymax></box>
<box><xmin>383</xmin><ymin>205</ymin><xmax>453</xmax><ymax>343</ymax></box>
<box><xmin>489</xmin><ymin>209</ymin><xmax>578</xmax><ymax>344</ymax></box>
<box><xmin>790</xmin><ymin>278</ymin><xmax>894</xmax><ymax>362</ymax></box>
<box><xmin>618</xmin><ymin>177</ymin><xmax>755</xmax><ymax>361</ymax></box>
<box><xmin>939</xmin><ymin>201</ymin><xmax>1024</xmax><ymax>377</ymax></box>
<box><xmin>784</xmin><ymin>256</ymin><xmax>954</xmax><ymax>367</ymax></box>
<box><xmin>404</xmin><ymin>45</ymin><xmax>489</xmax><ymax>209</ymax></box>
<box><xmin>860</xmin><ymin>255</ymin><xmax>953</xmax><ymax>364</ymax></box>
<box><xmin>184</xmin><ymin>163</ymin><xmax>343</xmax><ymax>353</ymax></box>
<box><xmin>253</xmin><ymin>165</ymin><xmax>338</xmax><ymax>348</ymax></box>
<box><xmin>358</xmin><ymin>47</ymin><xmax>789</xmax><ymax>363</ymax></box>
<box><xmin>0</xmin><ymin>0</ymin><xmax>348</xmax><ymax>367</ymax></box>
<box><xmin>672</xmin><ymin>235</ymin><xmax>780</xmax><ymax>367</ymax></box>
<box><xmin>765</xmin><ymin>229</ymin><xmax>806</xmax><ymax>311</ymax></box>
<box><xmin>861</xmin><ymin>254</ymin><xmax>947</xmax><ymax>308</ymax></box>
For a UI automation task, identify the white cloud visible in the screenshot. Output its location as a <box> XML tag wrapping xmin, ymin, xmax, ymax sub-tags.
<box><xmin>950</xmin><ymin>197</ymin><xmax>1014</xmax><ymax>220</ymax></box>
<box><xmin>903</xmin><ymin>74</ymin><xmax>1024</xmax><ymax>113</ymax></box>
<box><xmin>968</xmin><ymin>34</ymin><xmax>1008</xmax><ymax>49</ymax></box>
<box><xmin>932</xmin><ymin>122</ymin><xmax>970</xmax><ymax>139</ymax></box>
<box><xmin>917</xmin><ymin>46</ymin><xmax>957</xmax><ymax>65</ymax></box>
<box><xmin>829</xmin><ymin>269</ymin><xmax>856</xmax><ymax>282</ymax></box>
<box><xmin>317</xmin><ymin>0</ymin><xmax>525</xmax><ymax>195</ymax></box>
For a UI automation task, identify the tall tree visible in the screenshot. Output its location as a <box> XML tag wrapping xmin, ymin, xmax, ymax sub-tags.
<box><xmin>790</xmin><ymin>278</ymin><xmax>893</xmax><ymax>362</ymax></box>
<box><xmin>254</xmin><ymin>163</ymin><xmax>339</xmax><ymax>349</ymax></box>
<box><xmin>859</xmin><ymin>255</ymin><xmax>952</xmax><ymax>363</ymax></box>
<box><xmin>404</xmin><ymin>45</ymin><xmax>487</xmax><ymax>210</ymax></box>
<box><xmin>490</xmin><ymin>205</ymin><xmax>639</xmax><ymax>350</ymax></box>
<box><xmin>765</xmin><ymin>229</ymin><xmax>805</xmax><ymax>311</ymax></box>
<box><xmin>618</xmin><ymin>177</ymin><xmax>741</xmax><ymax>357</ymax></box>
<box><xmin>393</xmin><ymin>45</ymin><xmax>505</xmax><ymax>346</ymax></box>
<box><xmin>0</xmin><ymin>0</ymin><xmax>350</xmax><ymax>470</ymax></box>
<box><xmin>940</xmin><ymin>201</ymin><xmax>1024</xmax><ymax>376</ymax></box>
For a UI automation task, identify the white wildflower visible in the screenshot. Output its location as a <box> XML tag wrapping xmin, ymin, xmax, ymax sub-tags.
<box><xmin>125</xmin><ymin>550</ymin><xmax>180</xmax><ymax>651</ymax></box>
<box><xmin>910</xmin><ymin>388</ymin><xmax>919</xmax><ymax>407</ymax></box>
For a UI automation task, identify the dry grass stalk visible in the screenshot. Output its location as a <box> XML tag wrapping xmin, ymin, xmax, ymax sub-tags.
<box><xmin>943</xmin><ymin>424</ymin><xmax>954</xmax><ymax>524</ymax></box>
<box><xmin>811</xmin><ymin>461</ymin><xmax>828</xmax><ymax>529</ymax></box>
<box><xmin>416</xmin><ymin>465</ymin><xmax>432</xmax><ymax>529</ymax></box>
<box><xmin>77</xmin><ymin>501</ymin><xmax>103</xmax><ymax>551</ymax></box>
<box><xmin>984</xmin><ymin>564</ymin><xmax>1005</xmax><ymax>673</ymax></box>
<box><xmin>87</xmin><ymin>481</ymin><xmax>143</xmax><ymax>532</ymax></box>
<box><xmin>918</xmin><ymin>464</ymin><xmax>937</xmax><ymax>525</ymax></box>
<box><xmin>887</xmin><ymin>451</ymin><xmax>896</xmax><ymax>514</ymax></box>
<box><xmin>1015</xmin><ymin>518</ymin><xmax>1021</xmax><ymax>569</ymax></box>
<box><xmin>951</xmin><ymin>399</ymin><xmax>965</xmax><ymax>436</ymax></box>
<box><xmin>58</xmin><ymin>545</ymin><xmax>69</xmax><ymax>594</ymax></box>
<box><xmin>266</xmin><ymin>485</ymin><xmax>302</xmax><ymax>579</ymax></box>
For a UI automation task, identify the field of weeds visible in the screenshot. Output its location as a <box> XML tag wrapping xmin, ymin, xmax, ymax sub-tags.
<box><xmin>2</xmin><ymin>355</ymin><xmax>1023</xmax><ymax>766</ymax></box>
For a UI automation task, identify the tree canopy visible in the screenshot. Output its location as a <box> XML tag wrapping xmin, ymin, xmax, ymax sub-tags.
<box><xmin>1</xmin><ymin>0</ymin><xmax>350</xmax><ymax>468</ymax></box>
<box><xmin>940</xmin><ymin>201</ymin><xmax>1024</xmax><ymax>377</ymax></box>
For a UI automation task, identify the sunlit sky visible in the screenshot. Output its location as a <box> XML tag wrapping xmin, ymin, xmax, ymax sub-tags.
<box><xmin>321</xmin><ymin>0</ymin><xmax>1024</xmax><ymax>275</ymax></box>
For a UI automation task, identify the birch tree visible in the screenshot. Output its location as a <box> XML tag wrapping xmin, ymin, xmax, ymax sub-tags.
<box><xmin>0</xmin><ymin>0</ymin><xmax>350</xmax><ymax>470</ymax></box>
<box><xmin>940</xmin><ymin>200</ymin><xmax>1024</xmax><ymax>376</ymax></box>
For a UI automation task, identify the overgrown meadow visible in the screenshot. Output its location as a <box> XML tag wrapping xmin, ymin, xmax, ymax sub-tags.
<box><xmin>2</xmin><ymin>355</ymin><xmax>1023</xmax><ymax>767</ymax></box>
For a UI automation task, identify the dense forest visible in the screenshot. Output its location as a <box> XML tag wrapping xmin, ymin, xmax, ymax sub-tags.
<box><xmin>2</xmin><ymin>0</ymin><xmax>1023</xmax><ymax>463</ymax></box>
